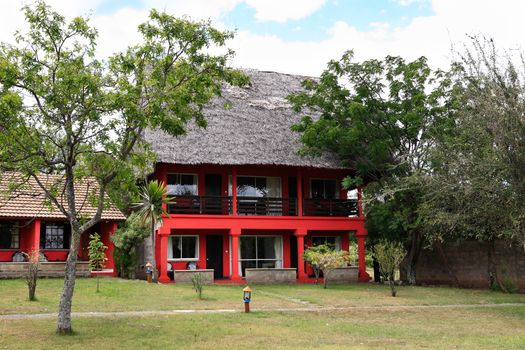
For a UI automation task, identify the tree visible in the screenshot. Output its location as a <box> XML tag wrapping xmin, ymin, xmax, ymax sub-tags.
<box><xmin>134</xmin><ymin>180</ymin><xmax>173</xmax><ymax>283</ymax></box>
<box><xmin>303</xmin><ymin>243</ymin><xmax>332</xmax><ymax>283</ymax></box>
<box><xmin>191</xmin><ymin>272</ymin><xmax>205</xmax><ymax>299</ymax></box>
<box><xmin>304</xmin><ymin>244</ymin><xmax>350</xmax><ymax>288</ymax></box>
<box><xmin>373</xmin><ymin>240</ymin><xmax>406</xmax><ymax>297</ymax></box>
<box><xmin>0</xmin><ymin>1</ymin><xmax>247</xmax><ymax>334</ymax></box>
<box><xmin>112</xmin><ymin>212</ymin><xmax>149</xmax><ymax>278</ymax></box>
<box><xmin>422</xmin><ymin>38</ymin><xmax>525</xmax><ymax>291</ymax></box>
<box><xmin>289</xmin><ymin>51</ymin><xmax>458</xmax><ymax>284</ymax></box>
<box><xmin>88</xmin><ymin>233</ymin><xmax>107</xmax><ymax>293</ymax></box>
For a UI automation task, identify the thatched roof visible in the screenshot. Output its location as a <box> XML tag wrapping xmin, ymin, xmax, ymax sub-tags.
<box><xmin>145</xmin><ymin>69</ymin><xmax>345</xmax><ymax>169</ymax></box>
<box><xmin>0</xmin><ymin>173</ymin><xmax>125</xmax><ymax>220</ymax></box>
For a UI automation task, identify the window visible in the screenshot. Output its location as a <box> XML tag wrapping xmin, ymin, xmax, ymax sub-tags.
<box><xmin>239</xmin><ymin>236</ymin><xmax>282</xmax><ymax>276</ymax></box>
<box><xmin>168</xmin><ymin>236</ymin><xmax>199</xmax><ymax>260</ymax></box>
<box><xmin>312</xmin><ymin>236</ymin><xmax>341</xmax><ymax>250</ymax></box>
<box><xmin>0</xmin><ymin>222</ymin><xmax>19</xmax><ymax>249</ymax></box>
<box><xmin>233</xmin><ymin>176</ymin><xmax>281</xmax><ymax>197</ymax></box>
<box><xmin>311</xmin><ymin>179</ymin><xmax>338</xmax><ymax>199</ymax></box>
<box><xmin>40</xmin><ymin>222</ymin><xmax>70</xmax><ymax>249</ymax></box>
<box><xmin>167</xmin><ymin>174</ymin><xmax>198</xmax><ymax>196</ymax></box>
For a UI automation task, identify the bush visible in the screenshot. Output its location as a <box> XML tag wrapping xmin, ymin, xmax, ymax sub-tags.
<box><xmin>373</xmin><ymin>240</ymin><xmax>406</xmax><ymax>297</ymax></box>
<box><xmin>304</xmin><ymin>244</ymin><xmax>350</xmax><ymax>288</ymax></box>
<box><xmin>191</xmin><ymin>273</ymin><xmax>205</xmax><ymax>299</ymax></box>
<box><xmin>112</xmin><ymin>212</ymin><xmax>149</xmax><ymax>278</ymax></box>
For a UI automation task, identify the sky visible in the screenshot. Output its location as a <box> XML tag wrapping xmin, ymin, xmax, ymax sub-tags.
<box><xmin>0</xmin><ymin>0</ymin><xmax>524</xmax><ymax>76</ymax></box>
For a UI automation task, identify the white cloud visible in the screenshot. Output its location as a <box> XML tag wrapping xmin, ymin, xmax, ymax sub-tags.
<box><xmin>2</xmin><ymin>0</ymin><xmax>525</xmax><ymax>78</ymax></box>
<box><xmin>244</xmin><ymin>0</ymin><xmax>328</xmax><ymax>22</ymax></box>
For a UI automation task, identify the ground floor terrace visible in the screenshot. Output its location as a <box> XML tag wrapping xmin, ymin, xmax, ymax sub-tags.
<box><xmin>154</xmin><ymin>215</ymin><xmax>370</xmax><ymax>284</ymax></box>
<box><xmin>0</xmin><ymin>219</ymin><xmax>118</xmax><ymax>277</ymax></box>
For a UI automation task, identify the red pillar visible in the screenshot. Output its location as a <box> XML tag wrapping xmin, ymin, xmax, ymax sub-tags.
<box><xmin>158</xmin><ymin>231</ymin><xmax>170</xmax><ymax>283</ymax></box>
<box><xmin>356</xmin><ymin>230</ymin><xmax>371</xmax><ymax>282</ymax></box>
<box><xmin>232</xmin><ymin>167</ymin><xmax>238</xmax><ymax>216</ymax></box>
<box><xmin>104</xmin><ymin>222</ymin><xmax>118</xmax><ymax>276</ymax></box>
<box><xmin>297</xmin><ymin>169</ymin><xmax>303</xmax><ymax>216</ymax></box>
<box><xmin>230</xmin><ymin>227</ymin><xmax>242</xmax><ymax>282</ymax></box>
<box><xmin>30</xmin><ymin>219</ymin><xmax>41</xmax><ymax>253</ymax></box>
<box><xmin>295</xmin><ymin>228</ymin><xmax>307</xmax><ymax>281</ymax></box>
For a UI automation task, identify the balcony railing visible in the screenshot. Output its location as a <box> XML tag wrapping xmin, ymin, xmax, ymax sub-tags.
<box><xmin>303</xmin><ymin>198</ymin><xmax>358</xmax><ymax>217</ymax></box>
<box><xmin>168</xmin><ymin>196</ymin><xmax>232</xmax><ymax>215</ymax></box>
<box><xmin>167</xmin><ymin>196</ymin><xmax>358</xmax><ymax>217</ymax></box>
<box><xmin>237</xmin><ymin>197</ymin><xmax>297</xmax><ymax>216</ymax></box>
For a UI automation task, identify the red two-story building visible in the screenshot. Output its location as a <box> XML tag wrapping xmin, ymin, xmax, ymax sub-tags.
<box><xmin>145</xmin><ymin>70</ymin><xmax>371</xmax><ymax>284</ymax></box>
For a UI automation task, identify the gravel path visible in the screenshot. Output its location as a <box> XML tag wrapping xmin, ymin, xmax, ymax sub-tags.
<box><xmin>1</xmin><ymin>302</ymin><xmax>524</xmax><ymax>320</ymax></box>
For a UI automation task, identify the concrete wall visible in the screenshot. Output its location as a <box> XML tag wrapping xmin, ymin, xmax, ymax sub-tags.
<box><xmin>327</xmin><ymin>266</ymin><xmax>358</xmax><ymax>283</ymax></box>
<box><xmin>414</xmin><ymin>240</ymin><xmax>525</xmax><ymax>290</ymax></box>
<box><xmin>174</xmin><ymin>269</ymin><xmax>214</xmax><ymax>284</ymax></box>
<box><xmin>245</xmin><ymin>268</ymin><xmax>297</xmax><ymax>284</ymax></box>
<box><xmin>0</xmin><ymin>262</ymin><xmax>91</xmax><ymax>278</ymax></box>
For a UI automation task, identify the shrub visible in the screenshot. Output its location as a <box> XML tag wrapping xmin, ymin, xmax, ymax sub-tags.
<box><xmin>88</xmin><ymin>233</ymin><xmax>108</xmax><ymax>293</ymax></box>
<box><xmin>24</xmin><ymin>249</ymin><xmax>40</xmax><ymax>301</ymax></box>
<box><xmin>191</xmin><ymin>272</ymin><xmax>205</xmax><ymax>299</ymax></box>
<box><xmin>112</xmin><ymin>212</ymin><xmax>149</xmax><ymax>278</ymax></box>
<box><xmin>373</xmin><ymin>240</ymin><xmax>406</xmax><ymax>297</ymax></box>
<box><xmin>304</xmin><ymin>244</ymin><xmax>350</xmax><ymax>288</ymax></box>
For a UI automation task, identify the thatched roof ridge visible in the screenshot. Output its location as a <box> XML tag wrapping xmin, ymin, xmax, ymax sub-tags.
<box><xmin>0</xmin><ymin>172</ymin><xmax>125</xmax><ymax>220</ymax></box>
<box><xmin>145</xmin><ymin>69</ymin><xmax>345</xmax><ymax>169</ymax></box>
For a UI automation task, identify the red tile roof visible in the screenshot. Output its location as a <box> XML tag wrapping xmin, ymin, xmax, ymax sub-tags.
<box><xmin>0</xmin><ymin>173</ymin><xmax>125</xmax><ymax>220</ymax></box>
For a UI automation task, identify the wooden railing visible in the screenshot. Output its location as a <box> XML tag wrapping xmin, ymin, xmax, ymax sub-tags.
<box><xmin>168</xmin><ymin>196</ymin><xmax>232</xmax><ymax>215</ymax></box>
<box><xmin>237</xmin><ymin>197</ymin><xmax>297</xmax><ymax>216</ymax></box>
<box><xmin>167</xmin><ymin>196</ymin><xmax>358</xmax><ymax>217</ymax></box>
<box><xmin>302</xmin><ymin>199</ymin><xmax>358</xmax><ymax>217</ymax></box>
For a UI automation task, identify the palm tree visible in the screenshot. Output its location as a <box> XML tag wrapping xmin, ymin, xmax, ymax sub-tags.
<box><xmin>134</xmin><ymin>180</ymin><xmax>173</xmax><ymax>282</ymax></box>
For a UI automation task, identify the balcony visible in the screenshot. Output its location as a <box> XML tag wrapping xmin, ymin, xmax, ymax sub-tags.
<box><xmin>303</xmin><ymin>198</ymin><xmax>358</xmax><ymax>217</ymax></box>
<box><xmin>168</xmin><ymin>196</ymin><xmax>358</xmax><ymax>217</ymax></box>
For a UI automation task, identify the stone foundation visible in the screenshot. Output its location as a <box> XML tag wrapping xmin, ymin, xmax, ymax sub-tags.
<box><xmin>0</xmin><ymin>262</ymin><xmax>91</xmax><ymax>278</ymax></box>
<box><xmin>174</xmin><ymin>269</ymin><xmax>214</xmax><ymax>284</ymax></box>
<box><xmin>245</xmin><ymin>268</ymin><xmax>297</xmax><ymax>283</ymax></box>
<box><xmin>327</xmin><ymin>266</ymin><xmax>358</xmax><ymax>283</ymax></box>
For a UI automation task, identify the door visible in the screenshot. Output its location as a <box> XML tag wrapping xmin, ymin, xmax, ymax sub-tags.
<box><xmin>205</xmin><ymin>174</ymin><xmax>223</xmax><ymax>214</ymax></box>
<box><xmin>206</xmin><ymin>235</ymin><xmax>224</xmax><ymax>279</ymax></box>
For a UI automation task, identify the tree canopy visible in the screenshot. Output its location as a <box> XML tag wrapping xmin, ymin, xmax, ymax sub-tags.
<box><xmin>0</xmin><ymin>1</ymin><xmax>247</xmax><ymax>333</ymax></box>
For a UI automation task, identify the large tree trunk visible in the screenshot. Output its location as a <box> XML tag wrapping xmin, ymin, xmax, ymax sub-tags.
<box><xmin>400</xmin><ymin>231</ymin><xmax>424</xmax><ymax>285</ymax></box>
<box><xmin>56</xmin><ymin>229</ymin><xmax>80</xmax><ymax>334</ymax></box>
<box><xmin>487</xmin><ymin>240</ymin><xmax>508</xmax><ymax>293</ymax></box>
<box><xmin>435</xmin><ymin>240</ymin><xmax>459</xmax><ymax>287</ymax></box>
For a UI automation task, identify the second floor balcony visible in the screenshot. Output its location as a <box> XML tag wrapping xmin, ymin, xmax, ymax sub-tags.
<box><xmin>167</xmin><ymin>195</ymin><xmax>359</xmax><ymax>217</ymax></box>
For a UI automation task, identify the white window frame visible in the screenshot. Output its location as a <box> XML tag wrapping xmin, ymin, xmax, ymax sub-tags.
<box><xmin>166</xmin><ymin>173</ymin><xmax>199</xmax><ymax>196</ymax></box>
<box><xmin>168</xmin><ymin>235</ymin><xmax>200</xmax><ymax>261</ymax></box>
<box><xmin>238</xmin><ymin>235</ymin><xmax>283</xmax><ymax>276</ymax></box>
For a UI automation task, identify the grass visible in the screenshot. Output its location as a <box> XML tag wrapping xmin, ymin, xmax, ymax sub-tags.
<box><xmin>1</xmin><ymin>278</ymin><xmax>525</xmax><ymax>349</ymax></box>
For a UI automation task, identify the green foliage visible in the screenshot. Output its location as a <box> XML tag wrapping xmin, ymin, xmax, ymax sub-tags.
<box><xmin>88</xmin><ymin>233</ymin><xmax>107</xmax><ymax>293</ymax></box>
<box><xmin>112</xmin><ymin>212</ymin><xmax>149</xmax><ymax>278</ymax></box>
<box><xmin>134</xmin><ymin>180</ymin><xmax>174</xmax><ymax>283</ymax></box>
<box><xmin>289</xmin><ymin>51</ymin><xmax>459</xmax><ymax>284</ymax></box>
<box><xmin>304</xmin><ymin>244</ymin><xmax>350</xmax><ymax>288</ymax></box>
<box><xmin>0</xmin><ymin>0</ymin><xmax>247</xmax><ymax>332</ymax></box>
<box><xmin>191</xmin><ymin>273</ymin><xmax>205</xmax><ymax>299</ymax></box>
<box><xmin>88</xmin><ymin>233</ymin><xmax>108</xmax><ymax>271</ymax></box>
<box><xmin>373</xmin><ymin>240</ymin><xmax>406</xmax><ymax>297</ymax></box>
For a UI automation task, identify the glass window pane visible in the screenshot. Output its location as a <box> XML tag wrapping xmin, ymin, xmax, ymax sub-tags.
<box><xmin>167</xmin><ymin>174</ymin><xmax>198</xmax><ymax>196</ymax></box>
<box><xmin>172</xmin><ymin>237</ymin><xmax>181</xmax><ymax>259</ymax></box>
<box><xmin>254</xmin><ymin>177</ymin><xmax>267</xmax><ymax>197</ymax></box>
<box><xmin>311</xmin><ymin>180</ymin><xmax>324</xmax><ymax>198</ymax></box>
<box><xmin>266</xmin><ymin>177</ymin><xmax>281</xmax><ymax>197</ymax></box>
<box><xmin>181</xmin><ymin>237</ymin><xmax>197</xmax><ymax>259</ymax></box>
<box><xmin>257</xmin><ymin>237</ymin><xmax>276</xmax><ymax>259</ymax></box>
<box><xmin>240</xmin><ymin>237</ymin><xmax>256</xmax><ymax>259</ymax></box>
<box><xmin>237</xmin><ymin>177</ymin><xmax>256</xmax><ymax>197</ymax></box>
<box><xmin>241</xmin><ymin>260</ymin><xmax>256</xmax><ymax>277</ymax></box>
<box><xmin>324</xmin><ymin>180</ymin><xmax>337</xmax><ymax>199</ymax></box>
<box><xmin>257</xmin><ymin>260</ymin><xmax>276</xmax><ymax>268</ymax></box>
<box><xmin>0</xmin><ymin>222</ymin><xmax>14</xmax><ymax>249</ymax></box>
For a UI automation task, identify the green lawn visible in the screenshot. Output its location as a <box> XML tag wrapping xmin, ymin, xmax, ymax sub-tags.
<box><xmin>1</xmin><ymin>278</ymin><xmax>525</xmax><ymax>349</ymax></box>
